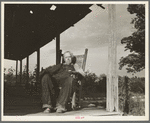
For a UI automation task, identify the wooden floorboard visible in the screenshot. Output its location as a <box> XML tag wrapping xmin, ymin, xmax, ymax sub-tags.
<box><xmin>25</xmin><ymin>108</ymin><xmax>122</xmax><ymax>116</ymax></box>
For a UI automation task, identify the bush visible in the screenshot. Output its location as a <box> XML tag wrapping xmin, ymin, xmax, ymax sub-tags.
<box><xmin>82</xmin><ymin>72</ymin><xmax>106</xmax><ymax>97</ymax></box>
<box><xmin>4</xmin><ymin>65</ymin><xmax>36</xmax><ymax>86</ymax></box>
<box><xmin>118</xmin><ymin>76</ymin><xmax>145</xmax><ymax>116</ymax></box>
<box><xmin>129</xmin><ymin>77</ymin><xmax>145</xmax><ymax>94</ymax></box>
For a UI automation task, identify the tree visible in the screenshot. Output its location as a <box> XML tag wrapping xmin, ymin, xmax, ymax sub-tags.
<box><xmin>98</xmin><ymin>74</ymin><xmax>107</xmax><ymax>93</ymax></box>
<box><xmin>119</xmin><ymin>4</ymin><xmax>145</xmax><ymax>73</ymax></box>
<box><xmin>4</xmin><ymin>68</ymin><xmax>6</xmax><ymax>73</ymax></box>
<box><xmin>8</xmin><ymin>66</ymin><xmax>15</xmax><ymax>76</ymax></box>
<box><xmin>22</xmin><ymin>65</ymin><xmax>27</xmax><ymax>76</ymax></box>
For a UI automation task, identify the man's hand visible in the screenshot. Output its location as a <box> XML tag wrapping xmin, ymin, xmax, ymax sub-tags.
<box><xmin>68</xmin><ymin>70</ymin><xmax>79</xmax><ymax>79</ymax></box>
<box><xmin>68</xmin><ymin>70</ymin><xmax>84</xmax><ymax>80</ymax></box>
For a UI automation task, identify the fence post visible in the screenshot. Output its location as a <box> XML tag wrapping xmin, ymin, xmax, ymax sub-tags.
<box><xmin>124</xmin><ymin>76</ymin><xmax>129</xmax><ymax>114</ymax></box>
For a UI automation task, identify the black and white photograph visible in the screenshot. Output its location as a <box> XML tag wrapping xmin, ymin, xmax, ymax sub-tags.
<box><xmin>1</xmin><ymin>1</ymin><xmax>149</xmax><ymax>121</ymax></box>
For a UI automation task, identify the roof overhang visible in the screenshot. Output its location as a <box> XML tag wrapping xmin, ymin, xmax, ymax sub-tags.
<box><xmin>4</xmin><ymin>4</ymin><xmax>93</xmax><ymax>60</ymax></box>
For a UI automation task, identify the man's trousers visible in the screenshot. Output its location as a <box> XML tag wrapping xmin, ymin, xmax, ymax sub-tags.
<box><xmin>41</xmin><ymin>73</ymin><xmax>76</xmax><ymax>110</ymax></box>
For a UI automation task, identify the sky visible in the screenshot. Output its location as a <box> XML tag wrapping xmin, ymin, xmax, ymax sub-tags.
<box><xmin>4</xmin><ymin>4</ymin><xmax>145</xmax><ymax>77</ymax></box>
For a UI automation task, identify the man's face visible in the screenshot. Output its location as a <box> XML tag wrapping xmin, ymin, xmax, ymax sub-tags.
<box><xmin>64</xmin><ymin>52</ymin><xmax>72</xmax><ymax>65</ymax></box>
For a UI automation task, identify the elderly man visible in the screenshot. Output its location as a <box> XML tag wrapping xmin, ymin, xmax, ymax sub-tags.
<box><xmin>40</xmin><ymin>51</ymin><xmax>85</xmax><ymax>113</ymax></box>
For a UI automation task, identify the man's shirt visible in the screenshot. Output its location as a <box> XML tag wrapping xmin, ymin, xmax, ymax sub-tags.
<box><xmin>40</xmin><ymin>63</ymin><xmax>85</xmax><ymax>81</ymax></box>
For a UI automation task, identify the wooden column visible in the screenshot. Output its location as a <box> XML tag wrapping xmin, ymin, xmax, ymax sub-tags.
<box><xmin>107</xmin><ymin>4</ymin><xmax>118</xmax><ymax>112</ymax></box>
<box><xmin>59</xmin><ymin>49</ymin><xmax>62</xmax><ymax>63</ymax></box>
<box><xmin>26</xmin><ymin>56</ymin><xmax>29</xmax><ymax>84</ymax></box>
<box><xmin>16</xmin><ymin>60</ymin><xmax>18</xmax><ymax>83</ymax></box>
<box><xmin>20</xmin><ymin>59</ymin><xmax>22</xmax><ymax>83</ymax></box>
<box><xmin>56</xmin><ymin>35</ymin><xmax>60</xmax><ymax>65</ymax></box>
<box><xmin>36</xmin><ymin>49</ymin><xmax>40</xmax><ymax>83</ymax></box>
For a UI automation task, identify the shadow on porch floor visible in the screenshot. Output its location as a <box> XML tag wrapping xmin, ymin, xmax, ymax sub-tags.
<box><xmin>4</xmin><ymin>85</ymin><xmax>121</xmax><ymax>116</ymax></box>
<box><xmin>4</xmin><ymin>95</ymin><xmax>121</xmax><ymax>116</ymax></box>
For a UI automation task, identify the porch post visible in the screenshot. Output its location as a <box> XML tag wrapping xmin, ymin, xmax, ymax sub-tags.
<box><xmin>36</xmin><ymin>49</ymin><xmax>40</xmax><ymax>83</ymax></box>
<box><xmin>59</xmin><ymin>49</ymin><xmax>62</xmax><ymax>63</ymax></box>
<box><xmin>16</xmin><ymin>60</ymin><xmax>18</xmax><ymax>83</ymax></box>
<box><xmin>56</xmin><ymin>35</ymin><xmax>60</xmax><ymax>65</ymax></box>
<box><xmin>20</xmin><ymin>59</ymin><xmax>22</xmax><ymax>83</ymax></box>
<box><xmin>26</xmin><ymin>56</ymin><xmax>29</xmax><ymax>84</ymax></box>
<box><xmin>107</xmin><ymin>4</ymin><xmax>118</xmax><ymax>112</ymax></box>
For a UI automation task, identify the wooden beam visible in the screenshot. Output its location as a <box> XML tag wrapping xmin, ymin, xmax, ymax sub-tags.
<box><xmin>16</xmin><ymin>60</ymin><xmax>18</xmax><ymax>83</ymax></box>
<box><xmin>20</xmin><ymin>60</ymin><xmax>22</xmax><ymax>83</ymax></box>
<box><xmin>107</xmin><ymin>4</ymin><xmax>118</xmax><ymax>112</ymax></box>
<box><xmin>36</xmin><ymin>49</ymin><xmax>40</xmax><ymax>83</ymax></box>
<box><xmin>56</xmin><ymin>35</ymin><xmax>60</xmax><ymax>65</ymax></box>
<box><xmin>26</xmin><ymin>56</ymin><xmax>29</xmax><ymax>84</ymax></box>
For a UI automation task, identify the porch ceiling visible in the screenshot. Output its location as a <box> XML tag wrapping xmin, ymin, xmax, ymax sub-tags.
<box><xmin>4</xmin><ymin>4</ymin><xmax>92</xmax><ymax>60</ymax></box>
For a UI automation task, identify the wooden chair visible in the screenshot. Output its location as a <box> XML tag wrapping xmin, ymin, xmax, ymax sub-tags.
<box><xmin>59</xmin><ymin>49</ymin><xmax>88</xmax><ymax>110</ymax></box>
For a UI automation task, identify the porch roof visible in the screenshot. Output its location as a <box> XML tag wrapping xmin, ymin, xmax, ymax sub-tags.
<box><xmin>4</xmin><ymin>4</ymin><xmax>93</xmax><ymax>60</ymax></box>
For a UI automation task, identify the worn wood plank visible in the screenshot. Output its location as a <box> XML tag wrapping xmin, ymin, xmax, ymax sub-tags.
<box><xmin>107</xmin><ymin>4</ymin><xmax>112</xmax><ymax>112</ymax></box>
<box><xmin>111</xmin><ymin>4</ymin><xmax>118</xmax><ymax>112</ymax></box>
<box><xmin>107</xmin><ymin>4</ymin><xmax>118</xmax><ymax>112</ymax></box>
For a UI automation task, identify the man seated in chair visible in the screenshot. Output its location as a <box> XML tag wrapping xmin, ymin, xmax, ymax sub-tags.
<box><xmin>40</xmin><ymin>51</ymin><xmax>85</xmax><ymax>113</ymax></box>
